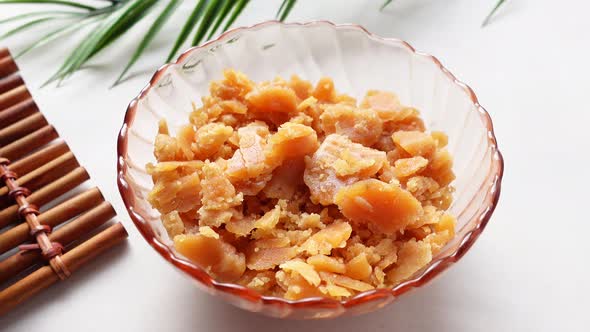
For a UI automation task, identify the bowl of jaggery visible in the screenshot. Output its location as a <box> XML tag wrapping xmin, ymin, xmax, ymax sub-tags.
<box><xmin>117</xmin><ymin>21</ymin><xmax>503</xmax><ymax>319</ymax></box>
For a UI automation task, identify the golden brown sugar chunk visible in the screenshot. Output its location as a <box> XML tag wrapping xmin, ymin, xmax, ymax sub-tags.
<box><xmin>328</xmin><ymin>135</ymin><xmax>386</xmax><ymax>177</ymax></box>
<box><xmin>382</xmin><ymin>107</ymin><xmax>426</xmax><ymax>133</ymax></box>
<box><xmin>207</xmin><ymin>100</ymin><xmax>249</xmax><ymax>121</ymax></box>
<box><xmin>177</xmin><ymin>125</ymin><xmax>197</xmax><ymax>160</ymax></box>
<box><xmin>297</xmin><ymin>97</ymin><xmax>323</xmax><ymax>134</ymax></box>
<box><xmin>334</xmin><ymin>93</ymin><xmax>357</xmax><ymax>106</ymax></box>
<box><xmin>320</xmin><ymin>283</ymin><xmax>352</xmax><ymax>299</ymax></box>
<box><xmin>237</xmin><ymin>270</ymin><xmax>276</xmax><ymax>293</ymax></box>
<box><xmin>394</xmin><ymin>156</ymin><xmax>429</xmax><ymax>178</ymax></box>
<box><xmin>192</xmin><ymin>123</ymin><xmax>233</xmax><ymax>160</ymax></box>
<box><xmin>148</xmin><ymin>70</ymin><xmax>457</xmax><ymax>300</ymax></box>
<box><xmin>198</xmin><ymin>162</ymin><xmax>243</xmax><ymax>227</ymax></box>
<box><xmin>361</xmin><ymin>91</ymin><xmax>425</xmax><ymax>133</ymax></box>
<box><xmin>157</xmin><ymin>119</ymin><xmax>170</xmax><ymax>135</ymax></box>
<box><xmin>426</xmin><ymin>213</ymin><xmax>456</xmax><ymax>254</ymax></box>
<box><xmin>225</xmin><ymin>217</ymin><xmax>256</xmax><ymax>237</ymax></box>
<box><xmin>232</xmin><ymin>173</ymin><xmax>272</xmax><ymax>196</ymax></box>
<box><xmin>360</xmin><ymin>90</ymin><xmax>401</xmax><ymax>120</ymax></box>
<box><xmin>147</xmin><ymin>162</ymin><xmax>203</xmax><ymax>214</ymax></box>
<box><xmin>431</xmin><ymin>131</ymin><xmax>448</xmax><ymax>148</ymax></box>
<box><xmin>289</xmin><ymin>75</ymin><xmax>313</xmax><ymax>100</ymax></box>
<box><xmin>294</xmin><ymin>213</ymin><xmax>324</xmax><ymax>230</ymax></box>
<box><xmin>306</xmin><ymin>255</ymin><xmax>346</xmax><ymax>274</ymax></box>
<box><xmin>147</xmin><ymin>161</ymin><xmax>204</xmax><ymax>182</ymax></box>
<box><xmin>154</xmin><ymin>134</ymin><xmax>181</xmax><ymax>162</ymax></box>
<box><xmin>252</xmin><ymin>204</ymin><xmax>282</xmax><ymax>236</ymax></box>
<box><xmin>345</xmin><ymin>253</ymin><xmax>372</xmax><ymax>281</ymax></box>
<box><xmin>312</xmin><ymin>77</ymin><xmax>336</xmax><ymax>102</ymax></box>
<box><xmin>377</xmin><ymin>160</ymin><xmax>396</xmax><ymax>184</ymax></box>
<box><xmin>433</xmin><ymin>213</ymin><xmax>455</xmax><ymax>234</ymax></box>
<box><xmin>299</xmin><ymin>221</ymin><xmax>352</xmax><ymax>255</ymax></box>
<box><xmin>198</xmin><ymin>226</ymin><xmax>220</xmax><ymax>239</ymax></box>
<box><xmin>282</xmin><ymin>229</ymin><xmax>314</xmax><ymax>246</ymax></box>
<box><xmin>225</xmin><ymin>201</ymin><xmax>289</xmax><ymax>237</ymax></box>
<box><xmin>210</xmin><ymin>69</ymin><xmax>254</xmax><ymax>101</ymax></box>
<box><xmin>246</xmin><ymin>84</ymin><xmax>298</xmax><ymax>113</ymax></box>
<box><xmin>263</xmin><ymin>159</ymin><xmax>306</xmax><ymax>199</ymax></box>
<box><xmin>266</xmin><ymin>122</ymin><xmax>319</xmax><ymax>166</ymax></box>
<box><xmin>226</xmin><ymin>122</ymin><xmax>270</xmax><ymax>180</ymax></box>
<box><xmin>174</xmin><ymin>233</ymin><xmax>246</xmax><ymax>282</ymax></box>
<box><xmin>320</xmin><ymin>105</ymin><xmax>383</xmax><ymax>146</ymax></box>
<box><xmin>161</xmin><ymin>211</ymin><xmax>185</xmax><ymax>238</ymax></box>
<box><xmin>277</xmin><ymin>270</ymin><xmax>325</xmax><ymax>300</ymax></box>
<box><xmin>422</xmin><ymin>149</ymin><xmax>455</xmax><ymax>187</ymax></box>
<box><xmin>406</xmin><ymin>226</ymin><xmax>432</xmax><ymax>241</ymax></box>
<box><xmin>386</xmin><ymin>239</ymin><xmax>432</xmax><ymax>284</ymax></box>
<box><xmin>377</xmin><ymin>251</ymin><xmax>398</xmax><ymax>271</ymax></box>
<box><xmin>246</xmin><ymin>246</ymin><xmax>298</xmax><ymax>270</ymax></box>
<box><xmin>254</xmin><ymin>237</ymin><xmax>291</xmax><ymax>249</ymax></box>
<box><xmin>343</xmin><ymin>241</ymin><xmax>381</xmax><ymax>265</ymax></box>
<box><xmin>304</xmin><ymin>134</ymin><xmax>386</xmax><ymax>205</ymax></box>
<box><xmin>373</xmin><ymin>134</ymin><xmax>397</xmax><ymax>152</ymax></box>
<box><xmin>406</xmin><ymin>176</ymin><xmax>440</xmax><ymax>201</ymax></box>
<box><xmin>153</xmin><ymin>122</ymin><xmax>196</xmax><ymax>162</ymax></box>
<box><xmin>319</xmin><ymin>272</ymin><xmax>374</xmax><ymax>292</ymax></box>
<box><xmin>334</xmin><ymin>179</ymin><xmax>422</xmax><ymax>235</ymax></box>
<box><xmin>333</xmin><ymin>150</ymin><xmax>386</xmax><ymax>178</ymax></box>
<box><xmin>280</xmin><ymin>260</ymin><xmax>321</xmax><ymax>286</ymax></box>
<box><xmin>392</xmin><ymin>130</ymin><xmax>436</xmax><ymax>158</ymax></box>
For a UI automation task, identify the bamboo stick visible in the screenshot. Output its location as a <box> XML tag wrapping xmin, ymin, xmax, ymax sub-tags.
<box><xmin>0</xmin><ymin>167</ymin><xmax>89</xmax><ymax>228</ymax></box>
<box><xmin>0</xmin><ymin>74</ymin><xmax>24</xmax><ymax>95</ymax></box>
<box><xmin>0</xmin><ymin>202</ymin><xmax>116</xmax><ymax>284</ymax></box>
<box><xmin>0</xmin><ymin>85</ymin><xmax>30</xmax><ymax>111</ymax></box>
<box><xmin>0</xmin><ymin>113</ymin><xmax>47</xmax><ymax>145</ymax></box>
<box><xmin>0</xmin><ymin>187</ymin><xmax>104</xmax><ymax>255</ymax></box>
<box><xmin>0</xmin><ymin>223</ymin><xmax>128</xmax><ymax>316</ymax></box>
<box><xmin>0</xmin><ymin>125</ymin><xmax>58</xmax><ymax>161</ymax></box>
<box><xmin>8</xmin><ymin>141</ymin><xmax>69</xmax><ymax>177</ymax></box>
<box><xmin>0</xmin><ymin>152</ymin><xmax>78</xmax><ymax>208</ymax></box>
<box><xmin>0</xmin><ymin>98</ymin><xmax>37</xmax><ymax>127</ymax></box>
<box><xmin>0</xmin><ymin>55</ymin><xmax>18</xmax><ymax>78</ymax></box>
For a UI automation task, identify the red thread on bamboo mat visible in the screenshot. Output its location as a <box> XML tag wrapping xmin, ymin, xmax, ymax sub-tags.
<box><xmin>0</xmin><ymin>157</ymin><xmax>71</xmax><ymax>280</ymax></box>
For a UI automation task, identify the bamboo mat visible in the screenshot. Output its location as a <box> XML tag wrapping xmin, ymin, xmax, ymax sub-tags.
<box><xmin>0</xmin><ymin>47</ymin><xmax>128</xmax><ymax>316</ymax></box>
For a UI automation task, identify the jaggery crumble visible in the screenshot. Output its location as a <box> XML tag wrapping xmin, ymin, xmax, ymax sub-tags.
<box><xmin>147</xmin><ymin>69</ymin><xmax>456</xmax><ymax>300</ymax></box>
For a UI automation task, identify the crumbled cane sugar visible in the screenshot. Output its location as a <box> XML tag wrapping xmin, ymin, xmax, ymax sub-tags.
<box><xmin>147</xmin><ymin>69</ymin><xmax>456</xmax><ymax>300</ymax></box>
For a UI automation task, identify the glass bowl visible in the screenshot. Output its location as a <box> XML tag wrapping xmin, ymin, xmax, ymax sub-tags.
<box><xmin>117</xmin><ymin>21</ymin><xmax>504</xmax><ymax>319</ymax></box>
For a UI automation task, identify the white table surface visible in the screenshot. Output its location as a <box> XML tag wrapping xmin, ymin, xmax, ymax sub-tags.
<box><xmin>1</xmin><ymin>0</ymin><xmax>589</xmax><ymax>331</ymax></box>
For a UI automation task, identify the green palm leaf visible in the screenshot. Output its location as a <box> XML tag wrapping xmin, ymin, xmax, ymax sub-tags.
<box><xmin>207</xmin><ymin>0</ymin><xmax>235</xmax><ymax>40</ymax></box>
<box><xmin>222</xmin><ymin>0</ymin><xmax>249</xmax><ymax>31</ymax></box>
<box><xmin>191</xmin><ymin>0</ymin><xmax>224</xmax><ymax>46</ymax></box>
<box><xmin>45</xmin><ymin>0</ymin><xmax>157</xmax><ymax>85</ymax></box>
<box><xmin>276</xmin><ymin>0</ymin><xmax>287</xmax><ymax>18</ymax></box>
<box><xmin>167</xmin><ymin>0</ymin><xmax>208</xmax><ymax>62</ymax></box>
<box><xmin>277</xmin><ymin>0</ymin><xmax>297</xmax><ymax>21</ymax></box>
<box><xmin>0</xmin><ymin>16</ymin><xmax>58</xmax><ymax>40</ymax></box>
<box><xmin>380</xmin><ymin>0</ymin><xmax>393</xmax><ymax>11</ymax></box>
<box><xmin>0</xmin><ymin>0</ymin><xmax>95</xmax><ymax>11</ymax></box>
<box><xmin>88</xmin><ymin>0</ymin><xmax>158</xmax><ymax>58</ymax></box>
<box><xmin>0</xmin><ymin>10</ymin><xmax>80</xmax><ymax>24</ymax></box>
<box><xmin>114</xmin><ymin>0</ymin><xmax>182</xmax><ymax>85</ymax></box>
<box><xmin>482</xmin><ymin>0</ymin><xmax>506</xmax><ymax>27</ymax></box>
<box><xmin>16</xmin><ymin>15</ymin><xmax>101</xmax><ymax>58</ymax></box>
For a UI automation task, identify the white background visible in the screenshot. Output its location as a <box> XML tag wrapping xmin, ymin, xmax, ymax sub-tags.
<box><xmin>1</xmin><ymin>0</ymin><xmax>590</xmax><ymax>331</ymax></box>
